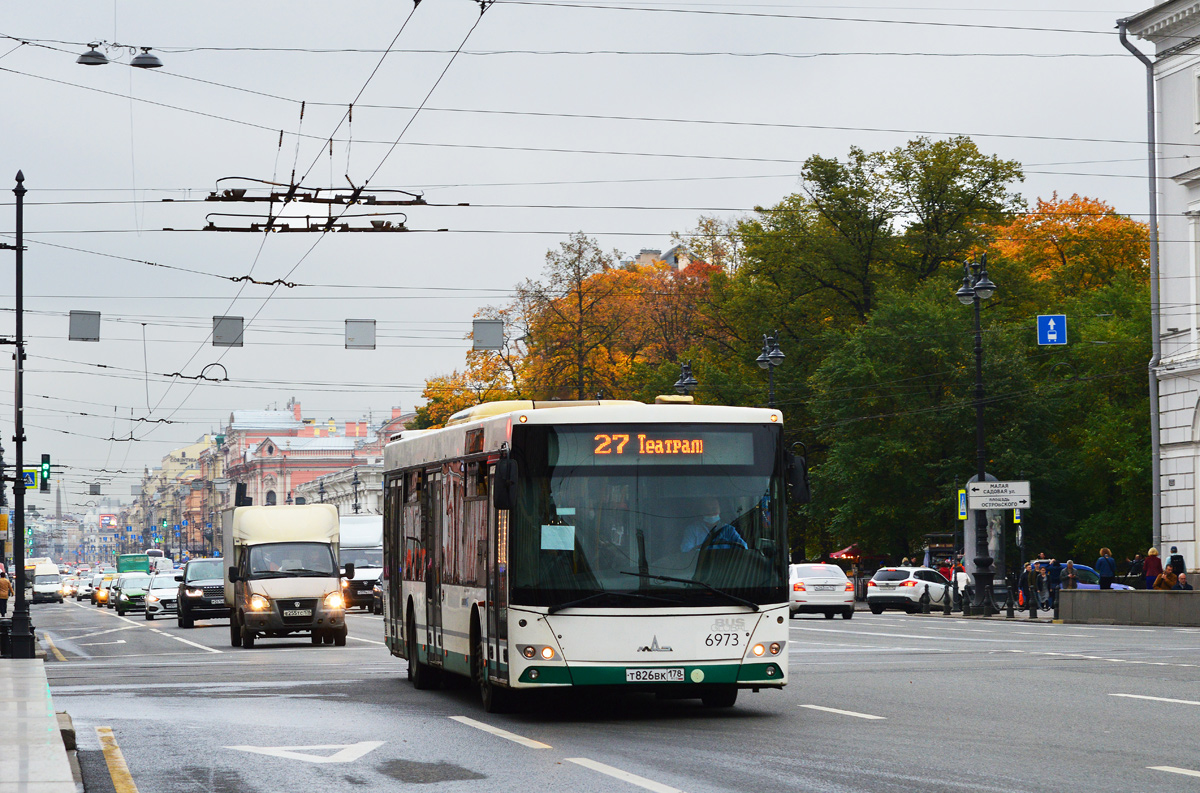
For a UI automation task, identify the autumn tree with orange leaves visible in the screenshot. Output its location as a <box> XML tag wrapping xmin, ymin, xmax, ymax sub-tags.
<box><xmin>989</xmin><ymin>193</ymin><xmax>1148</xmax><ymax>296</ymax></box>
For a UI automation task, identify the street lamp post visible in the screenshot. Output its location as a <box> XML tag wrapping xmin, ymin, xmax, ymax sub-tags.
<box><xmin>0</xmin><ymin>172</ymin><xmax>35</xmax><ymax>658</ymax></box>
<box><xmin>673</xmin><ymin>361</ymin><xmax>698</xmax><ymax>395</ymax></box>
<box><xmin>351</xmin><ymin>470</ymin><xmax>361</xmax><ymax>514</ymax></box>
<box><xmin>756</xmin><ymin>331</ymin><xmax>785</xmax><ymax>408</ymax></box>
<box><xmin>955</xmin><ymin>254</ymin><xmax>999</xmax><ymax>614</ymax></box>
<box><xmin>318</xmin><ymin>480</ymin><xmax>325</xmax><ymax>504</ymax></box>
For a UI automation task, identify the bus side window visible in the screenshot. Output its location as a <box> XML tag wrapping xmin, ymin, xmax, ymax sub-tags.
<box><xmin>466</xmin><ymin>462</ymin><xmax>488</xmax><ymax>500</ymax></box>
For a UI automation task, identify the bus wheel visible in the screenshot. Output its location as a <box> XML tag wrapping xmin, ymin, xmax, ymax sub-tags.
<box><xmin>408</xmin><ymin>612</ymin><xmax>440</xmax><ymax>690</ymax></box>
<box><xmin>701</xmin><ymin>686</ymin><xmax>738</xmax><ymax>708</ymax></box>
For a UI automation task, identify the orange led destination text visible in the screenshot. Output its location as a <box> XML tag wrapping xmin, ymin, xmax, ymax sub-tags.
<box><xmin>594</xmin><ymin>433</ymin><xmax>704</xmax><ymax>455</ymax></box>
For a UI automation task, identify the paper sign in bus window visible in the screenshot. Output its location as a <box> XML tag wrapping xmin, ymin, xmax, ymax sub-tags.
<box><xmin>541</xmin><ymin>524</ymin><xmax>575</xmax><ymax>551</ymax></box>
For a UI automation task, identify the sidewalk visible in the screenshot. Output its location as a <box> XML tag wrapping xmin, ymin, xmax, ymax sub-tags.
<box><xmin>0</xmin><ymin>659</ymin><xmax>76</xmax><ymax>793</ymax></box>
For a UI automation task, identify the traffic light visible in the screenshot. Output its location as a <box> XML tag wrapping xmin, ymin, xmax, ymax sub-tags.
<box><xmin>161</xmin><ymin>518</ymin><xmax>167</xmax><ymax>530</ymax></box>
<box><xmin>39</xmin><ymin>454</ymin><xmax>49</xmax><ymax>493</ymax></box>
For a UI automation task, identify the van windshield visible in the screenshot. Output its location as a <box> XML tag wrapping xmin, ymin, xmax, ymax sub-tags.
<box><xmin>247</xmin><ymin>543</ymin><xmax>336</xmax><ymax>578</ymax></box>
<box><xmin>342</xmin><ymin>549</ymin><xmax>383</xmax><ymax>568</ymax></box>
<box><xmin>34</xmin><ymin>575</ymin><xmax>59</xmax><ymax>585</ymax></box>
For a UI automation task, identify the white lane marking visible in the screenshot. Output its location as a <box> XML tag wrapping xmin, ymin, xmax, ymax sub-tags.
<box><xmin>566</xmin><ymin>758</ymin><xmax>684</xmax><ymax>793</ymax></box>
<box><xmin>345</xmin><ymin>635</ymin><xmax>386</xmax><ymax>646</ymax></box>
<box><xmin>1112</xmin><ymin>693</ymin><xmax>1200</xmax><ymax>707</ymax></box>
<box><xmin>147</xmin><ymin>627</ymin><xmax>222</xmax><ymax>654</ymax></box>
<box><xmin>800</xmin><ymin>704</ymin><xmax>886</xmax><ymax>720</ymax></box>
<box><xmin>1151</xmin><ymin>766</ymin><xmax>1200</xmax><ymax>778</ymax></box>
<box><xmin>227</xmin><ymin>741</ymin><xmax>384</xmax><ymax>764</ymax></box>
<box><xmin>76</xmin><ymin>640</ymin><xmax>128</xmax><ymax>647</ymax></box>
<box><xmin>70</xmin><ymin>626</ymin><xmax>140</xmax><ymax>640</ymax></box>
<box><xmin>791</xmin><ymin>626</ymin><xmax>1027</xmax><ymax>644</ymax></box>
<box><xmin>1039</xmin><ymin>652</ymin><xmax>1197</xmax><ymax>669</ymax></box>
<box><xmin>448</xmin><ymin>716</ymin><xmax>550</xmax><ymax>749</ymax></box>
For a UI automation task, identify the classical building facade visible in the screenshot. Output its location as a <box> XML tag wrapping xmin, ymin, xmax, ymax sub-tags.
<box><xmin>1124</xmin><ymin>1</ymin><xmax>1200</xmax><ymax>571</ymax></box>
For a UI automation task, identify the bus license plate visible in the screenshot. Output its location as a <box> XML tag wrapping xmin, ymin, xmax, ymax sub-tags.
<box><xmin>283</xmin><ymin>609</ymin><xmax>312</xmax><ymax>617</ymax></box>
<box><xmin>626</xmin><ymin>668</ymin><xmax>684</xmax><ymax>683</ymax></box>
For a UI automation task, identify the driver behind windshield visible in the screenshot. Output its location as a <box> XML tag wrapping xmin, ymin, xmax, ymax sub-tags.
<box><xmin>680</xmin><ymin>497</ymin><xmax>747</xmax><ymax>552</ymax></box>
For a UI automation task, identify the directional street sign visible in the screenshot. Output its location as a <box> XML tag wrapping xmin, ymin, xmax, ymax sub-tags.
<box><xmin>967</xmin><ymin>480</ymin><xmax>1031</xmax><ymax>511</ymax></box>
<box><xmin>1037</xmin><ymin>314</ymin><xmax>1067</xmax><ymax>346</ymax></box>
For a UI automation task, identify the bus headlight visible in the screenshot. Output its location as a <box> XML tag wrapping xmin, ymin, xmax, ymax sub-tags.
<box><xmin>540</xmin><ymin>646</ymin><xmax>555</xmax><ymax>660</ymax></box>
<box><xmin>751</xmin><ymin>643</ymin><xmax>766</xmax><ymax>657</ymax></box>
<box><xmin>324</xmin><ymin>591</ymin><xmax>345</xmax><ymax>610</ymax></box>
<box><xmin>249</xmin><ymin>594</ymin><xmax>270</xmax><ymax>611</ymax></box>
<box><xmin>769</xmin><ymin>642</ymin><xmax>781</xmax><ymax>655</ymax></box>
<box><xmin>521</xmin><ymin>645</ymin><xmax>536</xmax><ymax>659</ymax></box>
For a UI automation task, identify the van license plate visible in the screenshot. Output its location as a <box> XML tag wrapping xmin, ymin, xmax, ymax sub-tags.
<box><xmin>626</xmin><ymin>668</ymin><xmax>684</xmax><ymax>683</ymax></box>
<box><xmin>283</xmin><ymin>609</ymin><xmax>312</xmax><ymax>617</ymax></box>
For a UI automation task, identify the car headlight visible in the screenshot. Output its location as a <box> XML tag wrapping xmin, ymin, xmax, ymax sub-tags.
<box><xmin>341</xmin><ymin>579</ymin><xmax>350</xmax><ymax>588</ymax></box>
<box><xmin>146</xmin><ymin>595</ymin><xmax>159</xmax><ymax>604</ymax></box>
<box><xmin>249</xmin><ymin>594</ymin><xmax>270</xmax><ymax>611</ymax></box>
<box><xmin>186</xmin><ymin>588</ymin><xmax>203</xmax><ymax>598</ymax></box>
<box><xmin>323</xmin><ymin>591</ymin><xmax>345</xmax><ymax>610</ymax></box>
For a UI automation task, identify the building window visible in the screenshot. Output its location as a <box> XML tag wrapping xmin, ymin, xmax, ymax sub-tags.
<box><xmin>266</xmin><ymin>490</ymin><xmax>277</xmax><ymax>506</ymax></box>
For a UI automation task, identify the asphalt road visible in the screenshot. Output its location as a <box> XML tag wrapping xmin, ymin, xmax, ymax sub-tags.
<box><xmin>32</xmin><ymin>598</ymin><xmax>1200</xmax><ymax>793</ymax></box>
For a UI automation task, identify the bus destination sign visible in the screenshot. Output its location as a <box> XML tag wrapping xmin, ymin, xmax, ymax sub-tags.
<box><xmin>594</xmin><ymin>434</ymin><xmax>704</xmax><ymax>456</ymax></box>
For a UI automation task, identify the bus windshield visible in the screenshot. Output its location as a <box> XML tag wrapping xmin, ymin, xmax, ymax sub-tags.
<box><xmin>509</xmin><ymin>423</ymin><xmax>787</xmax><ymax>608</ymax></box>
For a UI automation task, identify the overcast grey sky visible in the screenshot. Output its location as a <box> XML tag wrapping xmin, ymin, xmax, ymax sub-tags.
<box><xmin>0</xmin><ymin>0</ymin><xmax>1151</xmax><ymax>508</ymax></box>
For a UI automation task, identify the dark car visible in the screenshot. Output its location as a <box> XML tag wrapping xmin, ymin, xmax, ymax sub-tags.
<box><xmin>371</xmin><ymin>580</ymin><xmax>383</xmax><ymax>615</ymax></box>
<box><xmin>177</xmin><ymin>558</ymin><xmax>230</xmax><ymax>628</ymax></box>
<box><xmin>1032</xmin><ymin>561</ymin><xmax>1131</xmax><ymax>592</ymax></box>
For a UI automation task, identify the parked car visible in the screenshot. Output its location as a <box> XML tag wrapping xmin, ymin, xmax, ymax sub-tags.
<box><xmin>1032</xmin><ymin>561</ymin><xmax>1132</xmax><ymax>592</ymax></box>
<box><xmin>789</xmin><ymin>563</ymin><xmax>854</xmax><ymax>619</ymax></box>
<box><xmin>113</xmin><ymin>573</ymin><xmax>152</xmax><ymax>616</ymax></box>
<box><xmin>176</xmin><ymin>558</ymin><xmax>230</xmax><ymax>628</ymax></box>
<box><xmin>144</xmin><ymin>571</ymin><xmax>183</xmax><ymax>620</ymax></box>
<box><xmin>867</xmin><ymin>567</ymin><xmax>950</xmax><ymax>614</ymax></box>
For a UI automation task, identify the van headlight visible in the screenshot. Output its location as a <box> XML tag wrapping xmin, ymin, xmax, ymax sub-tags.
<box><xmin>323</xmin><ymin>591</ymin><xmax>345</xmax><ymax>610</ymax></box>
<box><xmin>249</xmin><ymin>594</ymin><xmax>271</xmax><ymax>611</ymax></box>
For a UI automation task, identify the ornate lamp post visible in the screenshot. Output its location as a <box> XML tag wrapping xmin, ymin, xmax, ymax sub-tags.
<box><xmin>673</xmin><ymin>361</ymin><xmax>698</xmax><ymax>395</ymax></box>
<box><xmin>756</xmin><ymin>331</ymin><xmax>785</xmax><ymax>408</ymax></box>
<box><xmin>351</xmin><ymin>470</ymin><xmax>361</xmax><ymax>515</ymax></box>
<box><xmin>955</xmin><ymin>253</ymin><xmax>998</xmax><ymax>613</ymax></box>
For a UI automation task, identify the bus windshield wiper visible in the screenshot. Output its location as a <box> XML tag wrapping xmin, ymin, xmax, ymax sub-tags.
<box><xmin>619</xmin><ymin>571</ymin><xmax>759</xmax><ymax>612</ymax></box>
<box><xmin>547</xmin><ymin>590</ymin><xmax>681</xmax><ymax>615</ymax></box>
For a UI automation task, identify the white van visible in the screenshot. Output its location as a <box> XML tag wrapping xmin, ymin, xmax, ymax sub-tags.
<box><xmin>339</xmin><ymin>515</ymin><xmax>383</xmax><ymax>611</ymax></box>
<box><xmin>31</xmin><ymin>562</ymin><xmax>63</xmax><ymax>604</ymax></box>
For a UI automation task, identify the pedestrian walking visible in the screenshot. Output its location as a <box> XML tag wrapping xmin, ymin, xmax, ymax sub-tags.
<box><xmin>1047</xmin><ymin>559</ymin><xmax>1063</xmax><ymax>607</ymax></box>
<box><xmin>1173</xmin><ymin>573</ymin><xmax>1194</xmax><ymax>591</ymax></box>
<box><xmin>1037</xmin><ymin>567</ymin><xmax>1051</xmax><ymax>609</ymax></box>
<box><xmin>1018</xmin><ymin>562</ymin><xmax>1033</xmax><ymax>606</ymax></box>
<box><xmin>1095</xmin><ymin>548</ymin><xmax>1117</xmax><ymax>590</ymax></box>
<box><xmin>1168</xmin><ymin>546</ymin><xmax>1187</xmax><ymax>577</ymax></box>
<box><xmin>1129</xmin><ymin>554</ymin><xmax>1145</xmax><ymax>588</ymax></box>
<box><xmin>1144</xmin><ymin>548</ymin><xmax>1164</xmax><ymax>590</ymax></box>
<box><xmin>1061</xmin><ymin>561</ymin><xmax>1079</xmax><ymax>590</ymax></box>
<box><xmin>0</xmin><ymin>571</ymin><xmax>10</xmax><ymax>616</ymax></box>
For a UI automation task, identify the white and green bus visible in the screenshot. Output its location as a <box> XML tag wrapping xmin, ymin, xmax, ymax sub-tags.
<box><xmin>381</xmin><ymin>399</ymin><xmax>805</xmax><ymax>712</ymax></box>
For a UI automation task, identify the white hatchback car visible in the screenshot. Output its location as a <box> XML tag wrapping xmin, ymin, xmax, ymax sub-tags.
<box><xmin>867</xmin><ymin>567</ymin><xmax>950</xmax><ymax>614</ymax></box>
<box><xmin>789</xmin><ymin>563</ymin><xmax>855</xmax><ymax>619</ymax></box>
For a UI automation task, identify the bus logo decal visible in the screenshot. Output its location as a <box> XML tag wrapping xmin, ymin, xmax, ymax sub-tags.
<box><xmin>637</xmin><ymin>636</ymin><xmax>672</xmax><ymax>652</ymax></box>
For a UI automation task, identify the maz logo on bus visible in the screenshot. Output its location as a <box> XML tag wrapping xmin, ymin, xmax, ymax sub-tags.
<box><xmin>594</xmin><ymin>434</ymin><xmax>704</xmax><ymax>456</ymax></box>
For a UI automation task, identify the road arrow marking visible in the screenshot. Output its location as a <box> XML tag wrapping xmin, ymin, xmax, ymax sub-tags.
<box><xmin>226</xmin><ymin>741</ymin><xmax>384</xmax><ymax>764</ymax></box>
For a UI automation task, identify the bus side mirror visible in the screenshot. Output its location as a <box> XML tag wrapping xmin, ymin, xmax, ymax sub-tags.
<box><xmin>228</xmin><ymin>566</ymin><xmax>239</xmax><ymax>583</ymax></box>
<box><xmin>787</xmin><ymin>451</ymin><xmax>811</xmax><ymax>504</ymax></box>
<box><xmin>493</xmin><ymin>458</ymin><xmax>518</xmax><ymax>511</ymax></box>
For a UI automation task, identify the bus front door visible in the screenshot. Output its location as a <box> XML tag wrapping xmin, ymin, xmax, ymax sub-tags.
<box><xmin>424</xmin><ymin>469</ymin><xmax>443</xmax><ymax>667</ymax></box>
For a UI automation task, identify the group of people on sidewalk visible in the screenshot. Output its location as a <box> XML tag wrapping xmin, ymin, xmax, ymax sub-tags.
<box><xmin>1015</xmin><ymin>547</ymin><xmax>1192</xmax><ymax>611</ymax></box>
<box><xmin>1128</xmin><ymin>547</ymin><xmax>1190</xmax><ymax>591</ymax></box>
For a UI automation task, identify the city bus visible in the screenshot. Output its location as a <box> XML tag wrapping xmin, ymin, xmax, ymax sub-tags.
<box><xmin>381</xmin><ymin>399</ymin><xmax>804</xmax><ymax>712</ymax></box>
